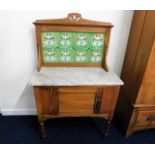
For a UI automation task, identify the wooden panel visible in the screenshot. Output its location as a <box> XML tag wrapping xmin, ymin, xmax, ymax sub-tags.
<box><xmin>43</xmin><ymin>113</ymin><xmax>108</xmax><ymax>119</ymax></box>
<box><xmin>136</xmin><ymin>41</ymin><xmax>155</xmax><ymax>106</ymax></box>
<box><xmin>135</xmin><ymin>110</ymin><xmax>155</xmax><ymax>126</ymax></box>
<box><xmin>59</xmin><ymin>93</ymin><xmax>95</xmax><ymax>113</ymax></box>
<box><xmin>34</xmin><ymin>87</ymin><xmax>59</xmax><ymax>115</ymax></box>
<box><xmin>42</xmin><ymin>63</ymin><xmax>102</xmax><ymax>67</ymax></box>
<box><xmin>121</xmin><ymin>11</ymin><xmax>147</xmax><ymax>101</ymax></box>
<box><xmin>129</xmin><ymin>11</ymin><xmax>155</xmax><ymax>102</ymax></box>
<box><xmin>99</xmin><ymin>87</ymin><xmax>120</xmax><ymax>117</ymax></box>
<box><xmin>141</xmin><ymin>40</ymin><xmax>155</xmax><ymax>84</ymax></box>
<box><xmin>41</xmin><ymin>26</ymin><xmax>107</xmax><ymax>33</ymax></box>
<box><xmin>58</xmin><ymin>86</ymin><xmax>119</xmax><ymax>116</ymax></box>
<box><xmin>136</xmin><ymin>83</ymin><xmax>155</xmax><ymax>106</ymax></box>
<box><xmin>34</xmin><ymin>87</ymin><xmax>43</xmax><ymax>116</ymax></box>
<box><xmin>121</xmin><ymin>11</ymin><xmax>155</xmax><ymax>103</ymax></box>
<box><xmin>35</xmin><ymin>87</ymin><xmax>51</xmax><ymax>115</ymax></box>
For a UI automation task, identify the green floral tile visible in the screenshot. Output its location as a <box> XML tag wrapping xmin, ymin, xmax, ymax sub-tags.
<box><xmin>74</xmin><ymin>33</ymin><xmax>90</xmax><ymax>50</ymax></box>
<box><xmin>43</xmin><ymin>48</ymin><xmax>59</xmax><ymax>63</ymax></box>
<box><xmin>42</xmin><ymin>32</ymin><xmax>58</xmax><ymax>48</ymax></box>
<box><xmin>90</xmin><ymin>33</ymin><xmax>105</xmax><ymax>49</ymax></box>
<box><xmin>41</xmin><ymin>32</ymin><xmax>105</xmax><ymax>63</ymax></box>
<box><xmin>75</xmin><ymin>50</ymin><xmax>88</xmax><ymax>62</ymax></box>
<box><xmin>89</xmin><ymin>50</ymin><xmax>103</xmax><ymax>63</ymax></box>
<box><xmin>58</xmin><ymin>32</ymin><xmax>73</xmax><ymax>49</ymax></box>
<box><xmin>59</xmin><ymin>49</ymin><xmax>74</xmax><ymax>62</ymax></box>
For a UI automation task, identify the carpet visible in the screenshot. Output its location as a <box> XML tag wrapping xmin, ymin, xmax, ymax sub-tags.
<box><xmin>0</xmin><ymin>115</ymin><xmax>155</xmax><ymax>144</ymax></box>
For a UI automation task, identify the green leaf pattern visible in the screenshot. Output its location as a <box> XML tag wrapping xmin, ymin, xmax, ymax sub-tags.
<box><xmin>41</xmin><ymin>32</ymin><xmax>105</xmax><ymax>63</ymax></box>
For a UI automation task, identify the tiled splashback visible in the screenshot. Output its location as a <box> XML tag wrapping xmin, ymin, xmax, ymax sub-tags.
<box><xmin>41</xmin><ymin>32</ymin><xmax>105</xmax><ymax>63</ymax></box>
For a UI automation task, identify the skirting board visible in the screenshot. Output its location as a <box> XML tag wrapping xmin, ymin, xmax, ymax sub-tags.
<box><xmin>1</xmin><ymin>109</ymin><xmax>37</xmax><ymax>116</ymax></box>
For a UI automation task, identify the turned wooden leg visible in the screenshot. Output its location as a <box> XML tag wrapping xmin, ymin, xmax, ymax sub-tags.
<box><xmin>40</xmin><ymin>121</ymin><xmax>46</xmax><ymax>138</ymax></box>
<box><xmin>104</xmin><ymin>120</ymin><xmax>111</xmax><ymax>137</ymax></box>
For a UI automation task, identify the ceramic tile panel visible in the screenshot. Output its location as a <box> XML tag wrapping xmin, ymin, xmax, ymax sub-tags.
<box><xmin>41</xmin><ymin>32</ymin><xmax>105</xmax><ymax>63</ymax></box>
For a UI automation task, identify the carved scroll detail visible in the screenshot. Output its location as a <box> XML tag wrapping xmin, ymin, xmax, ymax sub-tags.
<box><xmin>67</xmin><ymin>13</ymin><xmax>82</xmax><ymax>22</ymax></box>
<box><xmin>50</xmin><ymin>87</ymin><xmax>59</xmax><ymax>115</ymax></box>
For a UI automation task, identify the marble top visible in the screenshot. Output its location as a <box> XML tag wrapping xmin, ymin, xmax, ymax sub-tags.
<box><xmin>30</xmin><ymin>67</ymin><xmax>123</xmax><ymax>86</ymax></box>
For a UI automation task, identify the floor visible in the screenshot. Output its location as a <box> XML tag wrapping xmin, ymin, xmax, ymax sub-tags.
<box><xmin>0</xmin><ymin>115</ymin><xmax>155</xmax><ymax>144</ymax></box>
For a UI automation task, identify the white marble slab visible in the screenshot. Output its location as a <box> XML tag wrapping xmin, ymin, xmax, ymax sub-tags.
<box><xmin>30</xmin><ymin>67</ymin><xmax>123</xmax><ymax>86</ymax></box>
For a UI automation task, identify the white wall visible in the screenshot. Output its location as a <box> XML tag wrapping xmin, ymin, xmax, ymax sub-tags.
<box><xmin>0</xmin><ymin>11</ymin><xmax>134</xmax><ymax>115</ymax></box>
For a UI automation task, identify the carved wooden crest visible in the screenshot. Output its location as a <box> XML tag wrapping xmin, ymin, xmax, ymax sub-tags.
<box><xmin>34</xmin><ymin>13</ymin><xmax>113</xmax><ymax>27</ymax></box>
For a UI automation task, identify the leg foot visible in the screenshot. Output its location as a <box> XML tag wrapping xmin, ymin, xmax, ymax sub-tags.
<box><xmin>40</xmin><ymin>122</ymin><xmax>46</xmax><ymax>138</ymax></box>
<box><xmin>103</xmin><ymin>120</ymin><xmax>111</xmax><ymax>137</ymax></box>
<box><xmin>93</xmin><ymin>118</ymin><xmax>111</xmax><ymax>138</ymax></box>
<box><xmin>125</xmin><ymin>129</ymin><xmax>134</xmax><ymax>138</ymax></box>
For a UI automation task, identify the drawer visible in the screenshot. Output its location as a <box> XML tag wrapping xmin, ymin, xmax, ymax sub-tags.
<box><xmin>135</xmin><ymin>110</ymin><xmax>155</xmax><ymax>126</ymax></box>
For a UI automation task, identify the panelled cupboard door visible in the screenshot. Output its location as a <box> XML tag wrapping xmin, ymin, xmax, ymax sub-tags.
<box><xmin>59</xmin><ymin>92</ymin><xmax>95</xmax><ymax>114</ymax></box>
<box><xmin>58</xmin><ymin>87</ymin><xmax>97</xmax><ymax>115</ymax></box>
<box><xmin>34</xmin><ymin>86</ymin><xmax>119</xmax><ymax>116</ymax></box>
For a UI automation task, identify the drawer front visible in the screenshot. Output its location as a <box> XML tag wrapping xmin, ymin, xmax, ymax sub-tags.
<box><xmin>135</xmin><ymin>110</ymin><xmax>155</xmax><ymax>126</ymax></box>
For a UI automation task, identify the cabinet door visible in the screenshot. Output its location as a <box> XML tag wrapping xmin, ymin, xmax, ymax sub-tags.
<box><xmin>136</xmin><ymin>41</ymin><xmax>155</xmax><ymax>106</ymax></box>
<box><xmin>58</xmin><ymin>86</ymin><xmax>120</xmax><ymax>116</ymax></box>
<box><xmin>58</xmin><ymin>87</ymin><xmax>97</xmax><ymax>115</ymax></box>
